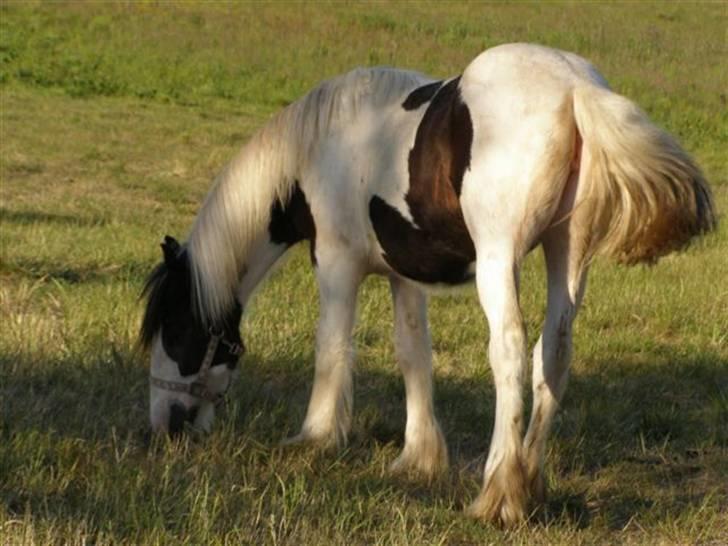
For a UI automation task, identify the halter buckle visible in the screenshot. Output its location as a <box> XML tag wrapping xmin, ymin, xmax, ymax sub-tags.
<box><xmin>224</xmin><ymin>340</ymin><xmax>244</xmax><ymax>356</ymax></box>
<box><xmin>188</xmin><ymin>381</ymin><xmax>210</xmax><ymax>399</ymax></box>
<box><xmin>189</xmin><ymin>380</ymin><xmax>226</xmax><ymax>406</ymax></box>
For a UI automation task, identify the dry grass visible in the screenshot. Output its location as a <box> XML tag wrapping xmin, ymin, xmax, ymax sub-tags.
<box><xmin>1</xmin><ymin>3</ymin><xmax>726</xmax><ymax>544</ymax></box>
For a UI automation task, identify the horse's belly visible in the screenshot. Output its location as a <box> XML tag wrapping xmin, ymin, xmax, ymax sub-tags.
<box><xmin>368</xmin><ymin>195</ymin><xmax>476</xmax><ymax>285</ymax></box>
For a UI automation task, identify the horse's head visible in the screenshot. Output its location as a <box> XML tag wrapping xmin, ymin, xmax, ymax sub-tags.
<box><xmin>140</xmin><ymin>236</ymin><xmax>244</xmax><ymax>435</ymax></box>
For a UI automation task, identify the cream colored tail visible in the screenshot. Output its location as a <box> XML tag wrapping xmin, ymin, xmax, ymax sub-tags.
<box><xmin>572</xmin><ymin>85</ymin><xmax>716</xmax><ymax>264</ymax></box>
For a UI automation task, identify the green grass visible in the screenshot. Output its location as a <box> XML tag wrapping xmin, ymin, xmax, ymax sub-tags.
<box><xmin>1</xmin><ymin>2</ymin><xmax>727</xmax><ymax>544</ymax></box>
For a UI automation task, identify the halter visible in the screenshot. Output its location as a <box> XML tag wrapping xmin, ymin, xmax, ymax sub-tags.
<box><xmin>150</xmin><ymin>327</ymin><xmax>245</xmax><ymax>405</ymax></box>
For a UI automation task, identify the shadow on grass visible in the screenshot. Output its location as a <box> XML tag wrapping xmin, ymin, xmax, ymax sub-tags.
<box><xmin>1</xmin><ymin>343</ymin><xmax>725</xmax><ymax>536</ymax></box>
<box><xmin>1</xmin><ymin>257</ymin><xmax>153</xmax><ymax>284</ymax></box>
<box><xmin>0</xmin><ymin>207</ymin><xmax>109</xmax><ymax>227</ymax></box>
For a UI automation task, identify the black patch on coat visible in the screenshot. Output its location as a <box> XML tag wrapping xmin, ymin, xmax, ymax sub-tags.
<box><xmin>370</xmin><ymin>77</ymin><xmax>476</xmax><ymax>285</ymax></box>
<box><xmin>140</xmin><ymin>239</ymin><xmax>244</xmax><ymax>377</ymax></box>
<box><xmin>370</xmin><ymin>197</ymin><xmax>474</xmax><ymax>284</ymax></box>
<box><xmin>402</xmin><ymin>80</ymin><xmax>444</xmax><ymax>111</ymax></box>
<box><xmin>269</xmin><ymin>182</ymin><xmax>317</xmax><ymax>262</ymax></box>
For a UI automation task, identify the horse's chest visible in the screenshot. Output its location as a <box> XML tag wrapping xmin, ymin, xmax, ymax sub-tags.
<box><xmin>369</xmin><ymin>76</ymin><xmax>476</xmax><ymax>285</ymax></box>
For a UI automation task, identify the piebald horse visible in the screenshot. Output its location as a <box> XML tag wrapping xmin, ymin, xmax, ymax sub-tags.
<box><xmin>140</xmin><ymin>44</ymin><xmax>715</xmax><ymax>525</ymax></box>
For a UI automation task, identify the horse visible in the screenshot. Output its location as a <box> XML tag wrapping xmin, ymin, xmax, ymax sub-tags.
<box><xmin>139</xmin><ymin>43</ymin><xmax>715</xmax><ymax>526</ymax></box>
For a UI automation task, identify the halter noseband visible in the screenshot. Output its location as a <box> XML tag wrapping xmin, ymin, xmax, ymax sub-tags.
<box><xmin>150</xmin><ymin>327</ymin><xmax>244</xmax><ymax>405</ymax></box>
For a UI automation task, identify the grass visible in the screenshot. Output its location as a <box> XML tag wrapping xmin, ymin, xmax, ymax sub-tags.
<box><xmin>1</xmin><ymin>2</ymin><xmax>727</xmax><ymax>544</ymax></box>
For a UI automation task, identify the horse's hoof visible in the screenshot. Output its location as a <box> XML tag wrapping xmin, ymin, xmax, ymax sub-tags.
<box><xmin>280</xmin><ymin>433</ymin><xmax>308</xmax><ymax>447</ymax></box>
<box><xmin>466</xmin><ymin>458</ymin><xmax>529</xmax><ymax>527</ymax></box>
<box><xmin>527</xmin><ymin>471</ymin><xmax>547</xmax><ymax>506</ymax></box>
<box><xmin>280</xmin><ymin>429</ymin><xmax>339</xmax><ymax>450</ymax></box>
<box><xmin>389</xmin><ymin>446</ymin><xmax>448</xmax><ymax>481</ymax></box>
<box><xmin>466</xmin><ymin>493</ymin><xmax>528</xmax><ymax>528</ymax></box>
<box><xmin>389</xmin><ymin>420</ymin><xmax>449</xmax><ymax>480</ymax></box>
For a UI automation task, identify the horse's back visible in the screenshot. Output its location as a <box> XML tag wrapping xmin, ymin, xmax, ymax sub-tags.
<box><xmin>463</xmin><ymin>43</ymin><xmax>606</xmax><ymax>90</ymax></box>
<box><xmin>459</xmin><ymin>44</ymin><xmax>607</xmax><ymax>136</ymax></box>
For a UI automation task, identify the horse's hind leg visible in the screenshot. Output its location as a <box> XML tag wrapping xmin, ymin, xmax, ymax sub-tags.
<box><xmin>388</xmin><ymin>275</ymin><xmax>448</xmax><ymax>479</ymax></box>
<box><xmin>459</xmin><ymin>116</ymin><xmax>574</xmax><ymax>524</ymax></box>
<box><xmin>523</xmin><ymin>200</ymin><xmax>589</xmax><ymax>507</ymax></box>
<box><xmin>465</xmin><ymin>249</ymin><xmax>529</xmax><ymax>526</ymax></box>
<box><xmin>283</xmin><ymin>250</ymin><xmax>363</xmax><ymax>449</ymax></box>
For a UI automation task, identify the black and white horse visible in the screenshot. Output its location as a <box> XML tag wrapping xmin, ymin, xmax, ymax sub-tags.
<box><xmin>140</xmin><ymin>44</ymin><xmax>715</xmax><ymax>525</ymax></box>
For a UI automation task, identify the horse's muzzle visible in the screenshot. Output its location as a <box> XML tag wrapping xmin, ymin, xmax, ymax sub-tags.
<box><xmin>168</xmin><ymin>402</ymin><xmax>199</xmax><ymax>436</ymax></box>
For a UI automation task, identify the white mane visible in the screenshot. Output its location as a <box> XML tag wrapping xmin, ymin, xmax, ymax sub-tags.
<box><xmin>186</xmin><ymin>66</ymin><xmax>429</xmax><ymax>323</ymax></box>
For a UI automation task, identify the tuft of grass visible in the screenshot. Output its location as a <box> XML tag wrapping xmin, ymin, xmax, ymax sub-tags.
<box><xmin>1</xmin><ymin>3</ymin><xmax>726</xmax><ymax>545</ymax></box>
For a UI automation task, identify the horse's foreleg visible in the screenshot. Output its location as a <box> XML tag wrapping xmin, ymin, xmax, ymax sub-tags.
<box><xmin>388</xmin><ymin>276</ymin><xmax>448</xmax><ymax>480</ymax></box>
<box><xmin>466</xmin><ymin>253</ymin><xmax>529</xmax><ymax>526</ymax></box>
<box><xmin>283</xmin><ymin>252</ymin><xmax>362</xmax><ymax>449</ymax></box>
<box><xmin>523</xmin><ymin>221</ymin><xmax>588</xmax><ymax>507</ymax></box>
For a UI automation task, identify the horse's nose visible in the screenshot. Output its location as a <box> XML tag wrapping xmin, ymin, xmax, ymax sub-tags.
<box><xmin>168</xmin><ymin>403</ymin><xmax>199</xmax><ymax>436</ymax></box>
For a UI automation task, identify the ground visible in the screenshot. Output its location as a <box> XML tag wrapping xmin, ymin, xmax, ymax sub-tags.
<box><xmin>1</xmin><ymin>3</ymin><xmax>726</xmax><ymax>545</ymax></box>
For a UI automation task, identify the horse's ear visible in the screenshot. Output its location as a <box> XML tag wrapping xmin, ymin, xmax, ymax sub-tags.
<box><xmin>161</xmin><ymin>235</ymin><xmax>182</xmax><ymax>268</ymax></box>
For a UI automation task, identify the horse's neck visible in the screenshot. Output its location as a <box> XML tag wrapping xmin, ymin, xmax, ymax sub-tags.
<box><xmin>234</xmin><ymin>235</ymin><xmax>289</xmax><ymax>309</ymax></box>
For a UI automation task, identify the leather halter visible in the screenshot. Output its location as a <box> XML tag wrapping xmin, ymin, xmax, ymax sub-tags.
<box><xmin>149</xmin><ymin>327</ymin><xmax>244</xmax><ymax>405</ymax></box>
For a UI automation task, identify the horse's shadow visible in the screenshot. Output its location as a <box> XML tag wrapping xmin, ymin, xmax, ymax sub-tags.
<box><xmin>2</xmin><ymin>343</ymin><xmax>725</xmax><ymax>532</ymax></box>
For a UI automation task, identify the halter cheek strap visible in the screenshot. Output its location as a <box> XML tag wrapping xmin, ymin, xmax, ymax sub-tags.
<box><xmin>150</xmin><ymin>328</ymin><xmax>244</xmax><ymax>406</ymax></box>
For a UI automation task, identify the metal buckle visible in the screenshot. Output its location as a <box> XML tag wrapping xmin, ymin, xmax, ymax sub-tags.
<box><xmin>188</xmin><ymin>381</ymin><xmax>209</xmax><ymax>399</ymax></box>
<box><xmin>224</xmin><ymin>340</ymin><xmax>244</xmax><ymax>356</ymax></box>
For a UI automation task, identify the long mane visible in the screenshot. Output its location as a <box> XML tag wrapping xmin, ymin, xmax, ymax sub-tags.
<box><xmin>186</xmin><ymin>66</ymin><xmax>429</xmax><ymax>324</ymax></box>
<box><xmin>139</xmin><ymin>261</ymin><xmax>170</xmax><ymax>349</ymax></box>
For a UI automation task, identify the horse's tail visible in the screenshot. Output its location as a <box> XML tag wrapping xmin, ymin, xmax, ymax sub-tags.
<box><xmin>571</xmin><ymin>84</ymin><xmax>716</xmax><ymax>264</ymax></box>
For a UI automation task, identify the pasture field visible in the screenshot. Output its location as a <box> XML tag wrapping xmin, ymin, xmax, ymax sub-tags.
<box><xmin>1</xmin><ymin>2</ymin><xmax>726</xmax><ymax>544</ymax></box>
